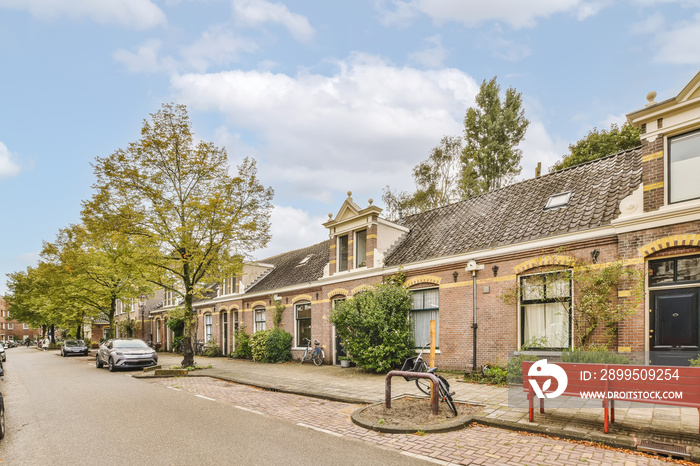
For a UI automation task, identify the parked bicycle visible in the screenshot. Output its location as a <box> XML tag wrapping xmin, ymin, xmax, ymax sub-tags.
<box><xmin>401</xmin><ymin>342</ymin><xmax>457</xmax><ymax>416</ymax></box>
<box><xmin>300</xmin><ymin>338</ymin><xmax>324</xmax><ymax>366</ymax></box>
<box><xmin>194</xmin><ymin>340</ymin><xmax>205</xmax><ymax>356</ymax></box>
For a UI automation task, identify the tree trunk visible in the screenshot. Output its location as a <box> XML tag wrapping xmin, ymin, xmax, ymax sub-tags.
<box><xmin>181</xmin><ymin>289</ymin><xmax>195</xmax><ymax>367</ymax></box>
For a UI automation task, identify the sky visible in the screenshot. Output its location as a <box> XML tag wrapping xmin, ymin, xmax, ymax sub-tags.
<box><xmin>1</xmin><ymin>0</ymin><xmax>700</xmax><ymax>294</ymax></box>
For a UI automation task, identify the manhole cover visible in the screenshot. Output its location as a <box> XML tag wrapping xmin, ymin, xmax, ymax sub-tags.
<box><xmin>637</xmin><ymin>439</ymin><xmax>689</xmax><ymax>459</ymax></box>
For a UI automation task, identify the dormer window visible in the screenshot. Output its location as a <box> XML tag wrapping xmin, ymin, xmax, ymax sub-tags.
<box><xmin>544</xmin><ymin>192</ymin><xmax>572</xmax><ymax>210</ymax></box>
<box><xmin>669</xmin><ymin>129</ymin><xmax>700</xmax><ymax>204</ymax></box>
<box><xmin>338</xmin><ymin>235</ymin><xmax>349</xmax><ymax>272</ymax></box>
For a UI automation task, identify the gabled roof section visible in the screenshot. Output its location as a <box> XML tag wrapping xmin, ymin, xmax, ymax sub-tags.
<box><xmin>627</xmin><ymin>71</ymin><xmax>700</xmax><ymax>139</ymax></box>
<box><xmin>323</xmin><ymin>191</ymin><xmax>382</xmax><ymax>234</ymax></box>
<box><xmin>246</xmin><ymin>240</ymin><xmax>331</xmax><ymax>293</ymax></box>
<box><xmin>383</xmin><ymin>147</ymin><xmax>642</xmax><ymax>266</ymax></box>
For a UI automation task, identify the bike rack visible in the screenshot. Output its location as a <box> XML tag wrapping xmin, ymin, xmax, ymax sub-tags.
<box><xmin>385</xmin><ymin>370</ymin><xmax>440</xmax><ymax>415</ymax></box>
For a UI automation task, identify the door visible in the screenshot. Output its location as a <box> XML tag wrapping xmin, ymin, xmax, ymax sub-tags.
<box><xmin>222</xmin><ymin>313</ymin><xmax>228</xmax><ymax>356</ymax></box>
<box><xmin>650</xmin><ymin>288</ymin><xmax>700</xmax><ymax>365</ymax></box>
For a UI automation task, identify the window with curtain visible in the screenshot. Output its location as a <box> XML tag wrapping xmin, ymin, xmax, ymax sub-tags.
<box><xmin>355</xmin><ymin>230</ymin><xmax>367</xmax><ymax>268</ymax></box>
<box><xmin>204</xmin><ymin>314</ymin><xmax>212</xmax><ymax>342</ymax></box>
<box><xmin>254</xmin><ymin>307</ymin><xmax>266</xmax><ymax>332</ymax></box>
<box><xmin>410</xmin><ymin>288</ymin><xmax>439</xmax><ymax>348</ymax></box>
<box><xmin>669</xmin><ymin>129</ymin><xmax>700</xmax><ymax>204</ymax></box>
<box><xmin>338</xmin><ymin>235</ymin><xmax>349</xmax><ymax>272</ymax></box>
<box><xmin>295</xmin><ymin>302</ymin><xmax>311</xmax><ymax>347</ymax></box>
<box><xmin>520</xmin><ymin>271</ymin><xmax>572</xmax><ymax>349</ymax></box>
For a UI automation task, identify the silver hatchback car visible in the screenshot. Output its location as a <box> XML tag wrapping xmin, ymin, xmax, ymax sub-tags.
<box><xmin>95</xmin><ymin>339</ymin><xmax>158</xmax><ymax>372</ymax></box>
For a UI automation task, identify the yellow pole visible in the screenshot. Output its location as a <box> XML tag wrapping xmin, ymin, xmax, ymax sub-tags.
<box><xmin>430</xmin><ymin>320</ymin><xmax>436</xmax><ymax>368</ymax></box>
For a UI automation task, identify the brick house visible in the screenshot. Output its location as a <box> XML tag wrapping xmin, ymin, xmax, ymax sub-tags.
<box><xmin>153</xmin><ymin>71</ymin><xmax>700</xmax><ymax>370</ymax></box>
<box><xmin>0</xmin><ymin>296</ymin><xmax>41</xmax><ymax>343</ymax></box>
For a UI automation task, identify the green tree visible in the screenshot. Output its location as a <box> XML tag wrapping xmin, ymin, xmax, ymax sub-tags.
<box><xmin>382</xmin><ymin>135</ymin><xmax>463</xmax><ymax>219</ymax></box>
<box><xmin>462</xmin><ymin>76</ymin><xmax>530</xmax><ymax>193</ymax></box>
<box><xmin>551</xmin><ymin>122</ymin><xmax>641</xmax><ymax>171</ymax></box>
<box><xmin>329</xmin><ymin>280</ymin><xmax>414</xmax><ymax>372</ymax></box>
<box><xmin>85</xmin><ymin>103</ymin><xmax>273</xmax><ymax>367</ymax></box>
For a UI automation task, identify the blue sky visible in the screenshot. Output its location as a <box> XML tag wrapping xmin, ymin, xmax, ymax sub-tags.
<box><xmin>1</xmin><ymin>0</ymin><xmax>699</xmax><ymax>294</ymax></box>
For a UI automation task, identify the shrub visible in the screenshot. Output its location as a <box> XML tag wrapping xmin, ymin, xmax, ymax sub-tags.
<box><xmin>329</xmin><ymin>280</ymin><xmax>414</xmax><ymax>373</ymax></box>
<box><xmin>233</xmin><ymin>327</ymin><xmax>252</xmax><ymax>359</ymax></box>
<box><xmin>250</xmin><ymin>328</ymin><xmax>293</xmax><ymax>363</ymax></box>
<box><xmin>465</xmin><ymin>365</ymin><xmax>508</xmax><ymax>386</ymax></box>
<box><xmin>203</xmin><ymin>339</ymin><xmax>221</xmax><ymax>357</ymax></box>
<box><xmin>561</xmin><ymin>348</ymin><xmax>630</xmax><ymax>364</ymax></box>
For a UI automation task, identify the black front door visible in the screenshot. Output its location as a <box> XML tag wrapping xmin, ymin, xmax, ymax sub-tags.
<box><xmin>650</xmin><ymin>288</ymin><xmax>700</xmax><ymax>365</ymax></box>
<box><xmin>222</xmin><ymin>313</ymin><xmax>228</xmax><ymax>355</ymax></box>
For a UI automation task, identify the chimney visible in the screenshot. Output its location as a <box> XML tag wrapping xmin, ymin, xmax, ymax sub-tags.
<box><xmin>535</xmin><ymin>162</ymin><xmax>542</xmax><ymax>178</ymax></box>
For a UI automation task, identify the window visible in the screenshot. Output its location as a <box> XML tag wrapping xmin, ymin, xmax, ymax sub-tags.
<box><xmin>544</xmin><ymin>192</ymin><xmax>572</xmax><ymax>210</ymax></box>
<box><xmin>338</xmin><ymin>235</ymin><xmax>349</xmax><ymax>272</ymax></box>
<box><xmin>298</xmin><ymin>254</ymin><xmax>313</xmax><ymax>266</ymax></box>
<box><xmin>221</xmin><ymin>276</ymin><xmax>236</xmax><ymax>295</ymax></box>
<box><xmin>7</xmin><ymin>323</ymin><xmax>13</xmax><ymax>330</ymax></box>
<box><xmin>295</xmin><ymin>302</ymin><xmax>312</xmax><ymax>347</ymax></box>
<box><xmin>355</xmin><ymin>230</ymin><xmax>367</xmax><ymax>268</ymax></box>
<box><xmin>23</xmin><ymin>323</ymin><xmax>29</xmax><ymax>330</ymax></box>
<box><xmin>204</xmin><ymin>314</ymin><xmax>213</xmax><ymax>342</ymax></box>
<box><xmin>254</xmin><ymin>307</ymin><xmax>266</xmax><ymax>332</ymax></box>
<box><xmin>520</xmin><ymin>271</ymin><xmax>571</xmax><ymax>349</ymax></box>
<box><xmin>669</xmin><ymin>129</ymin><xmax>700</xmax><ymax>203</ymax></box>
<box><xmin>649</xmin><ymin>255</ymin><xmax>700</xmax><ymax>286</ymax></box>
<box><xmin>410</xmin><ymin>288</ymin><xmax>439</xmax><ymax>348</ymax></box>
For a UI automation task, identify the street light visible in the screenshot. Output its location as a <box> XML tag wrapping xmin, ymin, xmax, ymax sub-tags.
<box><xmin>139</xmin><ymin>294</ymin><xmax>147</xmax><ymax>340</ymax></box>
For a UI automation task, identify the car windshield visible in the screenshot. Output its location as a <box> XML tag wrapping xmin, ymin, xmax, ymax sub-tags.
<box><xmin>65</xmin><ymin>340</ymin><xmax>85</xmax><ymax>347</ymax></box>
<box><xmin>113</xmin><ymin>340</ymin><xmax>149</xmax><ymax>349</ymax></box>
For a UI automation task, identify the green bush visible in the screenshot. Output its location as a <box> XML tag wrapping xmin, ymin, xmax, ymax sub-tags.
<box><xmin>465</xmin><ymin>365</ymin><xmax>508</xmax><ymax>386</ymax></box>
<box><xmin>329</xmin><ymin>281</ymin><xmax>414</xmax><ymax>373</ymax></box>
<box><xmin>561</xmin><ymin>348</ymin><xmax>630</xmax><ymax>364</ymax></box>
<box><xmin>250</xmin><ymin>328</ymin><xmax>292</xmax><ymax>363</ymax></box>
<box><xmin>233</xmin><ymin>327</ymin><xmax>252</xmax><ymax>359</ymax></box>
<box><xmin>203</xmin><ymin>339</ymin><xmax>221</xmax><ymax>357</ymax></box>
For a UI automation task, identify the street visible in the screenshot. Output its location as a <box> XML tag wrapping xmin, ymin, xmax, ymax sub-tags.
<box><xmin>0</xmin><ymin>347</ymin><xmax>427</xmax><ymax>465</ymax></box>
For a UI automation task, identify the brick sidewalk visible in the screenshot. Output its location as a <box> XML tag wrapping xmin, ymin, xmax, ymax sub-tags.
<box><xmin>141</xmin><ymin>354</ymin><xmax>700</xmax><ymax>461</ymax></box>
<box><xmin>146</xmin><ymin>376</ymin><xmax>677</xmax><ymax>465</ymax></box>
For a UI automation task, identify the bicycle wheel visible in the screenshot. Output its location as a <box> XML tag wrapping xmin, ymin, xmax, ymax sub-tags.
<box><xmin>312</xmin><ymin>348</ymin><xmax>324</xmax><ymax>366</ymax></box>
<box><xmin>437</xmin><ymin>375</ymin><xmax>458</xmax><ymax>416</ymax></box>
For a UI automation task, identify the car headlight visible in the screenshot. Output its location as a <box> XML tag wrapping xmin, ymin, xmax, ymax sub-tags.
<box><xmin>115</xmin><ymin>352</ymin><xmax>123</xmax><ymax>356</ymax></box>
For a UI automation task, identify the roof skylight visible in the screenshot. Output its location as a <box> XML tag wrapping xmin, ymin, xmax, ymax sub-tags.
<box><xmin>544</xmin><ymin>192</ymin><xmax>572</xmax><ymax>210</ymax></box>
<box><xmin>297</xmin><ymin>254</ymin><xmax>313</xmax><ymax>266</ymax></box>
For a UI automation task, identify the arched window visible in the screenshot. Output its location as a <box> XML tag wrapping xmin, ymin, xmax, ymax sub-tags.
<box><xmin>254</xmin><ymin>307</ymin><xmax>266</xmax><ymax>332</ymax></box>
<box><xmin>204</xmin><ymin>313</ymin><xmax>213</xmax><ymax>342</ymax></box>
<box><xmin>295</xmin><ymin>302</ymin><xmax>311</xmax><ymax>347</ymax></box>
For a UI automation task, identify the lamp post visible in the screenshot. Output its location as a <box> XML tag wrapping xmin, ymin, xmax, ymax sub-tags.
<box><xmin>139</xmin><ymin>294</ymin><xmax>146</xmax><ymax>340</ymax></box>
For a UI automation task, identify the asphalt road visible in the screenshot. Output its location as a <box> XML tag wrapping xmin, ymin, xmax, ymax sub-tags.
<box><xmin>0</xmin><ymin>347</ymin><xmax>427</xmax><ymax>465</ymax></box>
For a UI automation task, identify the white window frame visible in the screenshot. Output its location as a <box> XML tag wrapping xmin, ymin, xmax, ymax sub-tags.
<box><xmin>204</xmin><ymin>313</ymin><xmax>213</xmax><ymax>342</ymax></box>
<box><xmin>294</xmin><ymin>302</ymin><xmax>312</xmax><ymax>348</ymax></box>
<box><xmin>668</xmin><ymin>129</ymin><xmax>700</xmax><ymax>204</ymax></box>
<box><xmin>410</xmin><ymin>288</ymin><xmax>439</xmax><ymax>349</ymax></box>
<box><xmin>355</xmin><ymin>229</ymin><xmax>367</xmax><ymax>268</ymax></box>
<box><xmin>519</xmin><ymin>270</ymin><xmax>573</xmax><ymax>350</ymax></box>
<box><xmin>254</xmin><ymin>308</ymin><xmax>266</xmax><ymax>332</ymax></box>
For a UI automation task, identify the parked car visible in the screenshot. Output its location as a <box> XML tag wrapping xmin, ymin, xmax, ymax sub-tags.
<box><xmin>95</xmin><ymin>339</ymin><xmax>158</xmax><ymax>372</ymax></box>
<box><xmin>61</xmin><ymin>339</ymin><xmax>89</xmax><ymax>357</ymax></box>
<box><xmin>0</xmin><ymin>363</ymin><xmax>5</xmax><ymax>440</ymax></box>
<box><xmin>0</xmin><ymin>344</ymin><xmax>5</xmax><ymax>362</ymax></box>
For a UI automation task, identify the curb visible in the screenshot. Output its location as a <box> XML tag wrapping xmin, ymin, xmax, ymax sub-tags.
<box><xmin>350</xmin><ymin>398</ymin><xmax>477</xmax><ymax>434</ymax></box>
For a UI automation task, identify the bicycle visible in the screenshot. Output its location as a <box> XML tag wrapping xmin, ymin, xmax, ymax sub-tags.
<box><xmin>401</xmin><ymin>342</ymin><xmax>458</xmax><ymax>416</ymax></box>
<box><xmin>194</xmin><ymin>340</ymin><xmax>205</xmax><ymax>356</ymax></box>
<box><xmin>300</xmin><ymin>338</ymin><xmax>324</xmax><ymax>366</ymax></box>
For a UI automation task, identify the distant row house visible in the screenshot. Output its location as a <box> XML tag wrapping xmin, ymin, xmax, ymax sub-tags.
<box><xmin>135</xmin><ymin>71</ymin><xmax>700</xmax><ymax>370</ymax></box>
<box><xmin>0</xmin><ymin>297</ymin><xmax>41</xmax><ymax>343</ymax></box>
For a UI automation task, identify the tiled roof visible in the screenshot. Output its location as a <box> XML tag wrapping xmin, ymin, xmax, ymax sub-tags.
<box><xmin>246</xmin><ymin>240</ymin><xmax>331</xmax><ymax>294</ymax></box>
<box><xmin>383</xmin><ymin>147</ymin><xmax>642</xmax><ymax>266</ymax></box>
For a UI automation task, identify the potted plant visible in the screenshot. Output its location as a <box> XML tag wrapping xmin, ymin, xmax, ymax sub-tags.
<box><xmin>339</xmin><ymin>356</ymin><xmax>351</xmax><ymax>368</ymax></box>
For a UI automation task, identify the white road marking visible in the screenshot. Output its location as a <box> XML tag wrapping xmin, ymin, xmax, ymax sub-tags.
<box><xmin>296</xmin><ymin>423</ymin><xmax>343</xmax><ymax>437</ymax></box>
<box><xmin>234</xmin><ymin>405</ymin><xmax>265</xmax><ymax>415</ymax></box>
<box><xmin>196</xmin><ymin>394</ymin><xmax>216</xmax><ymax>401</ymax></box>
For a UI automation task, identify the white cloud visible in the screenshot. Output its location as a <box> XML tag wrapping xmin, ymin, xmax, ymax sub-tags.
<box><xmin>181</xmin><ymin>26</ymin><xmax>259</xmax><ymax>72</ymax></box>
<box><xmin>0</xmin><ymin>0</ymin><xmax>166</xmax><ymax>29</ymax></box>
<box><xmin>253</xmin><ymin>205</ymin><xmax>328</xmax><ymax>259</ymax></box>
<box><xmin>232</xmin><ymin>0</ymin><xmax>315</xmax><ymax>42</ymax></box>
<box><xmin>171</xmin><ymin>53</ymin><xmax>479</xmax><ymax>200</ymax></box>
<box><xmin>519</xmin><ymin>120</ymin><xmax>568</xmax><ymax>175</ymax></box>
<box><xmin>113</xmin><ymin>39</ymin><xmax>175</xmax><ymax>74</ymax></box>
<box><xmin>478</xmin><ymin>27</ymin><xmax>532</xmax><ymax>61</ymax></box>
<box><xmin>377</xmin><ymin>0</ymin><xmax>583</xmax><ymax>29</ymax></box>
<box><xmin>408</xmin><ymin>35</ymin><xmax>449</xmax><ymax>68</ymax></box>
<box><xmin>651</xmin><ymin>14</ymin><xmax>700</xmax><ymax>65</ymax></box>
<box><xmin>0</xmin><ymin>141</ymin><xmax>21</xmax><ymax>179</ymax></box>
<box><xmin>630</xmin><ymin>12</ymin><xmax>666</xmax><ymax>34</ymax></box>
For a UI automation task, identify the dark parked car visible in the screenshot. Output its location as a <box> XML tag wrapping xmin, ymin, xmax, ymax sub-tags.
<box><xmin>0</xmin><ymin>344</ymin><xmax>5</xmax><ymax>363</ymax></box>
<box><xmin>0</xmin><ymin>363</ymin><xmax>5</xmax><ymax>439</ymax></box>
<box><xmin>95</xmin><ymin>339</ymin><xmax>158</xmax><ymax>372</ymax></box>
<box><xmin>61</xmin><ymin>339</ymin><xmax>89</xmax><ymax>357</ymax></box>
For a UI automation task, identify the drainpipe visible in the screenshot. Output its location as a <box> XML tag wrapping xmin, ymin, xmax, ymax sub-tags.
<box><xmin>465</xmin><ymin>260</ymin><xmax>484</xmax><ymax>372</ymax></box>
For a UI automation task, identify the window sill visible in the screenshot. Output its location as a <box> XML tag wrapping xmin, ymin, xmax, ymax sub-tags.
<box><xmin>415</xmin><ymin>349</ymin><xmax>441</xmax><ymax>354</ymax></box>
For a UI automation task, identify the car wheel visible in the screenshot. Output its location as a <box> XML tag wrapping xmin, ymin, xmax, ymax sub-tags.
<box><xmin>108</xmin><ymin>358</ymin><xmax>116</xmax><ymax>372</ymax></box>
<box><xmin>95</xmin><ymin>355</ymin><xmax>103</xmax><ymax>368</ymax></box>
